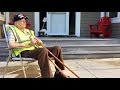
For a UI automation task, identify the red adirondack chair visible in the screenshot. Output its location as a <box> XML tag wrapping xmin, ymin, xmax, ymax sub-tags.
<box><xmin>89</xmin><ymin>16</ymin><xmax>111</xmax><ymax>38</ymax></box>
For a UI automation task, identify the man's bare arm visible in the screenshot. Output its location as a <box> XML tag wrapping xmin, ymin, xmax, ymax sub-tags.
<box><xmin>9</xmin><ymin>41</ymin><xmax>31</xmax><ymax>49</ymax></box>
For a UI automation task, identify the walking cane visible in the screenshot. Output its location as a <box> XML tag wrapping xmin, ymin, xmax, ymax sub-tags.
<box><xmin>48</xmin><ymin>57</ymin><xmax>67</xmax><ymax>78</ymax></box>
<box><xmin>35</xmin><ymin>39</ymin><xmax>80</xmax><ymax>78</ymax></box>
<box><xmin>47</xmin><ymin>50</ymin><xmax>80</xmax><ymax>78</ymax></box>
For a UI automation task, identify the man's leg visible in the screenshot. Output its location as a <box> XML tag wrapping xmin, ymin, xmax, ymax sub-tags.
<box><xmin>21</xmin><ymin>48</ymin><xmax>53</xmax><ymax>78</ymax></box>
<box><xmin>47</xmin><ymin>46</ymin><xmax>68</xmax><ymax>78</ymax></box>
<box><xmin>47</xmin><ymin>46</ymin><xmax>65</xmax><ymax>70</ymax></box>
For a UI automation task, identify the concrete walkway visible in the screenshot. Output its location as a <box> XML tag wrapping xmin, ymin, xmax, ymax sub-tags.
<box><xmin>1</xmin><ymin>58</ymin><xmax>120</xmax><ymax>78</ymax></box>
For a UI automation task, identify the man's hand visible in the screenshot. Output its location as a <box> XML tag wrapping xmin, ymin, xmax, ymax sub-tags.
<box><xmin>29</xmin><ymin>38</ymin><xmax>38</xmax><ymax>46</ymax></box>
<box><xmin>35</xmin><ymin>37</ymin><xmax>43</xmax><ymax>44</ymax></box>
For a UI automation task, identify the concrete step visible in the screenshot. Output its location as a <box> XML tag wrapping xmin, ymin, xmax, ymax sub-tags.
<box><xmin>24</xmin><ymin>39</ymin><xmax>120</xmax><ymax>45</ymax></box>
<box><xmin>1</xmin><ymin>38</ymin><xmax>120</xmax><ymax>60</ymax></box>
<box><xmin>63</xmin><ymin>53</ymin><xmax>120</xmax><ymax>59</ymax></box>
<box><xmin>0</xmin><ymin>53</ymin><xmax>9</xmax><ymax>61</ymax></box>
<box><xmin>1</xmin><ymin>38</ymin><xmax>120</xmax><ymax>45</ymax></box>
<box><xmin>1</xmin><ymin>45</ymin><xmax>120</xmax><ymax>54</ymax></box>
<box><xmin>0</xmin><ymin>48</ymin><xmax>9</xmax><ymax>53</ymax></box>
<box><xmin>61</xmin><ymin>45</ymin><xmax>120</xmax><ymax>52</ymax></box>
<box><xmin>1</xmin><ymin>51</ymin><xmax>120</xmax><ymax>60</ymax></box>
<box><xmin>0</xmin><ymin>57</ymin><xmax>8</xmax><ymax>61</ymax></box>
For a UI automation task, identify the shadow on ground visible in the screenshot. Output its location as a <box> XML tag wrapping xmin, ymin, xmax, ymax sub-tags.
<box><xmin>0</xmin><ymin>65</ymin><xmax>41</xmax><ymax>78</ymax></box>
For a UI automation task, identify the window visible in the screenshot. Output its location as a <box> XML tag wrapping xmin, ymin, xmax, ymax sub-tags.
<box><xmin>106</xmin><ymin>12</ymin><xmax>120</xmax><ymax>23</ymax></box>
<box><xmin>109</xmin><ymin>12</ymin><xmax>117</xmax><ymax>18</ymax></box>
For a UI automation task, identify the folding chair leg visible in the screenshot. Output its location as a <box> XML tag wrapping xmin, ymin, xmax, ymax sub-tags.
<box><xmin>20</xmin><ymin>59</ymin><xmax>27</xmax><ymax>78</ymax></box>
<box><xmin>3</xmin><ymin>57</ymin><xmax>11</xmax><ymax>78</ymax></box>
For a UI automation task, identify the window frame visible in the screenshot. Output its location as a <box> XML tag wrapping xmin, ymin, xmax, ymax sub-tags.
<box><xmin>106</xmin><ymin>12</ymin><xmax>120</xmax><ymax>23</ymax></box>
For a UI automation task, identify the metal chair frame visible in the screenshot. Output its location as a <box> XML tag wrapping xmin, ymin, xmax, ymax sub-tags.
<box><xmin>2</xmin><ymin>24</ymin><xmax>40</xmax><ymax>78</ymax></box>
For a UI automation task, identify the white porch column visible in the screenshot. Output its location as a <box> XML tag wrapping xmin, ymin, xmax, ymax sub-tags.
<box><xmin>101</xmin><ymin>12</ymin><xmax>109</xmax><ymax>17</ymax></box>
<box><xmin>75</xmin><ymin>12</ymin><xmax>81</xmax><ymax>37</ymax></box>
<box><xmin>101</xmin><ymin>12</ymin><xmax>105</xmax><ymax>17</ymax></box>
<box><xmin>5</xmin><ymin>12</ymin><xmax>10</xmax><ymax>24</ymax></box>
<box><xmin>34</xmin><ymin>12</ymin><xmax>40</xmax><ymax>36</ymax></box>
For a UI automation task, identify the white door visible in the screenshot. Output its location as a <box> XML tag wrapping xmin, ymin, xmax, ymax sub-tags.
<box><xmin>47</xmin><ymin>12</ymin><xmax>69</xmax><ymax>35</ymax></box>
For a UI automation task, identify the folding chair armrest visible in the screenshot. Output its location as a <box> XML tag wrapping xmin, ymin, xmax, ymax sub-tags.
<box><xmin>89</xmin><ymin>24</ymin><xmax>98</xmax><ymax>30</ymax></box>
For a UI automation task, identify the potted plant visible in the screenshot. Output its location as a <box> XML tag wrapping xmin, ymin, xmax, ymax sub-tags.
<box><xmin>38</xmin><ymin>17</ymin><xmax>47</xmax><ymax>37</ymax></box>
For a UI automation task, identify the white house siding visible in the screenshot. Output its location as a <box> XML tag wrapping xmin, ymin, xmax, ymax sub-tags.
<box><xmin>80</xmin><ymin>12</ymin><xmax>101</xmax><ymax>37</ymax></box>
<box><xmin>110</xmin><ymin>23</ymin><xmax>120</xmax><ymax>38</ymax></box>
